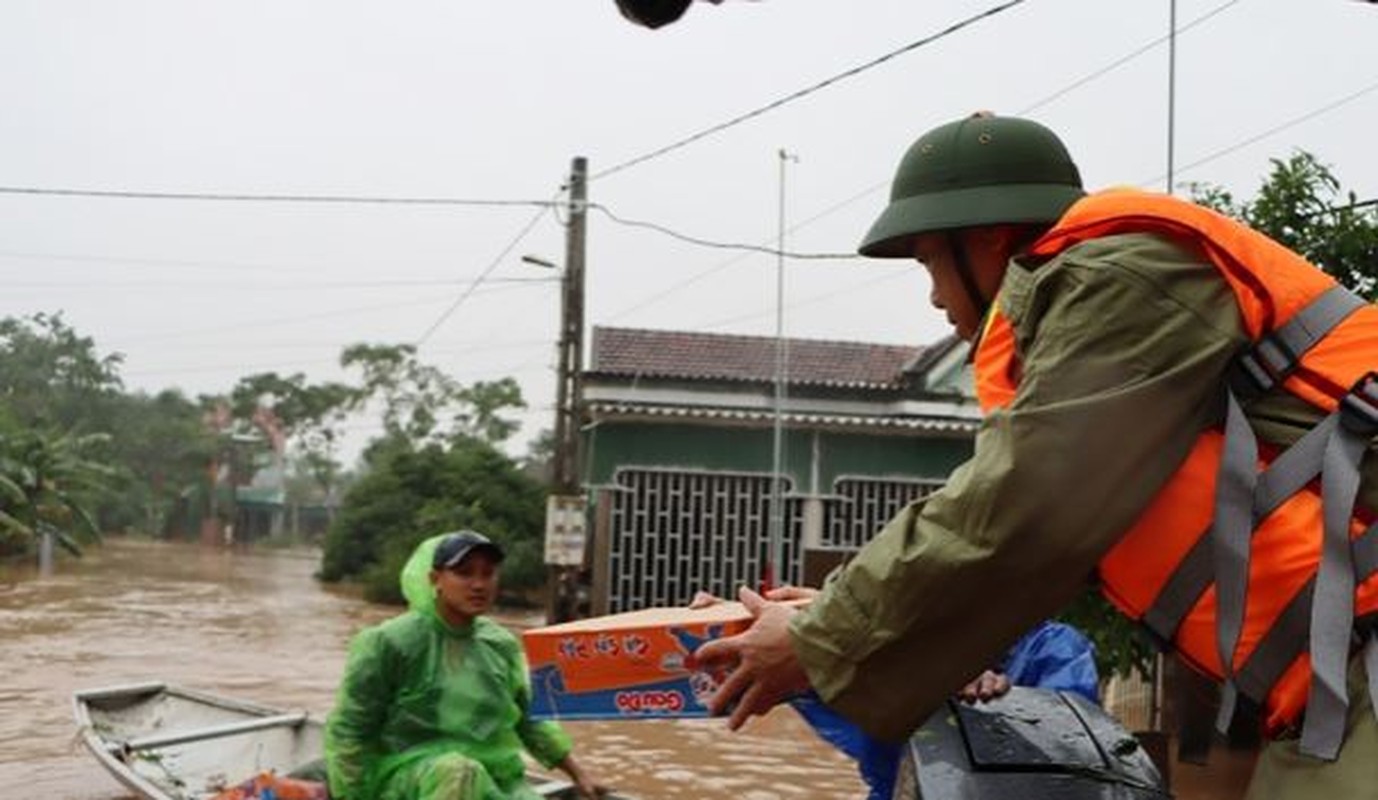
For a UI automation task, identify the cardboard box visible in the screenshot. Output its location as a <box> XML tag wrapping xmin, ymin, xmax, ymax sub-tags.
<box><xmin>523</xmin><ymin>601</ymin><xmax>759</xmax><ymax>721</ymax></box>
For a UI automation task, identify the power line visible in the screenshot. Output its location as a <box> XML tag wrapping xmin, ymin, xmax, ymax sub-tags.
<box><xmin>123</xmin><ymin>354</ymin><xmax>558</xmax><ymax>380</ymax></box>
<box><xmin>590</xmin><ymin>0</ymin><xmax>1029</xmax><ymax>181</ymax></box>
<box><xmin>0</xmin><ymin>248</ymin><xmax>327</xmax><ymax>275</ymax></box>
<box><xmin>0</xmin><ymin>185</ymin><xmax>558</xmax><ymax>208</ymax></box>
<box><xmin>699</xmin><ymin>267</ymin><xmax>915</xmax><ymax>333</ymax></box>
<box><xmin>1018</xmin><ymin>0</ymin><xmax>1243</xmax><ymax>115</ymax></box>
<box><xmin>103</xmin><ymin>338</ymin><xmax>551</xmax><ymax>352</ymax></box>
<box><xmin>591</xmin><ymin>203</ymin><xmax>860</xmax><ymax>259</ymax></box>
<box><xmin>1304</xmin><ymin>198</ymin><xmax>1378</xmax><ymax>219</ymax></box>
<box><xmin>1143</xmin><ymin>75</ymin><xmax>1378</xmax><ymax>186</ymax></box>
<box><xmin>605</xmin><ymin>180</ymin><xmax>887</xmax><ymax>323</ymax></box>
<box><xmin>601</xmin><ymin>4</ymin><xmax>1246</xmax><ymax>321</ymax></box>
<box><xmin>113</xmin><ymin>295</ymin><xmax>454</xmax><ymax>344</ymax></box>
<box><xmin>414</xmin><ymin>202</ymin><xmax>555</xmax><ymax>346</ymax></box>
<box><xmin>0</xmin><ymin>276</ymin><xmax>558</xmax><ymax>291</ymax></box>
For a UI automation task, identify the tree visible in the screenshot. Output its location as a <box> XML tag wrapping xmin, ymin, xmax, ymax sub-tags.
<box><xmin>319</xmin><ymin>437</ymin><xmax>546</xmax><ymax>605</ymax></box>
<box><xmin>340</xmin><ymin>344</ymin><xmax>526</xmax><ymax>449</ymax></box>
<box><xmin>454</xmin><ymin>377</ymin><xmax>526</xmax><ymax>445</ymax></box>
<box><xmin>99</xmin><ymin>389</ymin><xmax>218</xmax><ymax>536</ymax></box>
<box><xmin>342</xmin><ymin>343</ymin><xmax>459</xmax><ymax>446</ymax></box>
<box><xmin>229</xmin><ymin>371</ymin><xmax>359</xmax><ymax>503</ymax></box>
<box><xmin>1192</xmin><ymin>151</ymin><xmax>1378</xmax><ymax>298</ymax></box>
<box><xmin>0</xmin><ymin>312</ymin><xmax>123</xmax><ymax>433</ymax></box>
<box><xmin>520</xmin><ymin>428</ymin><xmax>556</xmax><ymax>484</ymax></box>
<box><xmin>0</xmin><ymin>429</ymin><xmax>115</xmax><ymax>568</ymax></box>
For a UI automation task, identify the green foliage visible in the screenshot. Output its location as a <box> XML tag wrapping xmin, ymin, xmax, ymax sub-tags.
<box><xmin>1191</xmin><ymin>151</ymin><xmax>1378</xmax><ymax>299</ymax></box>
<box><xmin>0</xmin><ymin>313</ymin><xmax>207</xmax><ymax>543</ymax></box>
<box><xmin>320</xmin><ymin>437</ymin><xmax>546</xmax><ymax>605</ymax></box>
<box><xmin>99</xmin><ymin>389</ymin><xmax>217</xmax><ymax>535</ymax></box>
<box><xmin>520</xmin><ymin>428</ymin><xmax>556</xmax><ymax>482</ymax></box>
<box><xmin>1057</xmin><ymin>587</ymin><xmax>1156</xmax><ymax>682</ymax></box>
<box><xmin>341</xmin><ymin>343</ymin><xmax>459</xmax><ymax>445</ymax></box>
<box><xmin>340</xmin><ymin>344</ymin><xmax>526</xmax><ymax>448</ymax></box>
<box><xmin>453</xmin><ymin>378</ymin><xmax>527</xmax><ymax>445</ymax></box>
<box><xmin>229</xmin><ymin>370</ymin><xmax>359</xmax><ymax>504</ymax></box>
<box><xmin>0</xmin><ymin>312</ymin><xmax>123</xmax><ymax>432</ymax></box>
<box><xmin>0</xmin><ymin>429</ymin><xmax>116</xmax><ymax>558</ymax></box>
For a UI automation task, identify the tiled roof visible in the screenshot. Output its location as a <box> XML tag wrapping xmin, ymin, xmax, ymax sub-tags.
<box><xmin>590</xmin><ymin>327</ymin><xmax>928</xmax><ymax>389</ymax></box>
<box><xmin>586</xmin><ymin>400</ymin><xmax>979</xmax><ymax>435</ymax></box>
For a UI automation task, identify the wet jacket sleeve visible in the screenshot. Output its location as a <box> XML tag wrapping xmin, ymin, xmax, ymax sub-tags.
<box><xmin>510</xmin><ymin>644</ymin><xmax>572</xmax><ymax>768</ymax></box>
<box><xmin>325</xmin><ymin>626</ymin><xmax>393</xmax><ymax>800</ymax></box>
<box><xmin>789</xmin><ymin>233</ymin><xmax>1248</xmax><ymax>742</ymax></box>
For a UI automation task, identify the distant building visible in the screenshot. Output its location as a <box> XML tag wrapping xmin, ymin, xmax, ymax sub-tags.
<box><xmin>581</xmin><ymin>326</ymin><xmax>979</xmax><ymax>614</ymax></box>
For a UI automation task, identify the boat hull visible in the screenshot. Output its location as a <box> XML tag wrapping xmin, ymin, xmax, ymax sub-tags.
<box><xmin>73</xmin><ymin>682</ymin><xmax>620</xmax><ymax>800</ymax></box>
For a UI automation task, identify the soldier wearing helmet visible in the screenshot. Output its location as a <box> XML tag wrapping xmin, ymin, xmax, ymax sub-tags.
<box><xmin>696</xmin><ymin>113</ymin><xmax>1378</xmax><ymax>799</ymax></box>
<box><xmin>857</xmin><ymin>111</ymin><xmax>1084</xmax><ymax>340</ymax></box>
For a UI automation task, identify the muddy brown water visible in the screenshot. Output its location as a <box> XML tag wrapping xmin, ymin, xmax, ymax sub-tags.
<box><xmin>0</xmin><ymin>537</ymin><xmax>863</xmax><ymax>799</ymax></box>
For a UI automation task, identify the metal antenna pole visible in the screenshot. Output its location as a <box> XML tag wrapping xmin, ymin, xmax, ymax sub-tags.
<box><xmin>769</xmin><ymin>149</ymin><xmax>796</xmax><ymax>590</ymax></box>
<box><xmin>1167</xmin><ymin>0</ymin><xmax>1177</xmax><ymax>195</ymax></box>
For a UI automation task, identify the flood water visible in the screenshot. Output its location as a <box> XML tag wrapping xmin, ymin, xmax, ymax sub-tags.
<box><xmin>0</xmin><ymin>537</ymin><xmax>863</xmax><ymax>799</ymax></box>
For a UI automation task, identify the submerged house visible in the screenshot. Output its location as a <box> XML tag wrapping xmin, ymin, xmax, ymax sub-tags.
<box><xmin>580</xmin><ymin>326</ymin><xmax>980</xmax><ymax>614</ymax></box>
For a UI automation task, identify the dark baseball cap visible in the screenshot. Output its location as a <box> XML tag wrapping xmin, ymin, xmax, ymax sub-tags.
<box><xmin>432</xmin><ymin>530</ymin><xmax>505</xmax><ymax>570</ymax></box>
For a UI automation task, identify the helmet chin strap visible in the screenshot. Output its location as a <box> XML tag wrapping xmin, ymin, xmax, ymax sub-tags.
<box><xmin>945</xmin><ymin>231</ymin><xmax>992</xmax><ymax>324</ymax></box>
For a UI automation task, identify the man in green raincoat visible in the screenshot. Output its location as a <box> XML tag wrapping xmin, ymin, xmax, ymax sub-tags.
<box><xmin>325</xmin><ymin>531</ymin><xmax>601</xmax><ymax>800</ymax></box>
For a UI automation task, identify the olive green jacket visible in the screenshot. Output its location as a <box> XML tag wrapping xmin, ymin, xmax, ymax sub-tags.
<box><xmin>790</xmin><ymin>231</ymin><xmax>1378</xmax><ymax>743</ymax></box>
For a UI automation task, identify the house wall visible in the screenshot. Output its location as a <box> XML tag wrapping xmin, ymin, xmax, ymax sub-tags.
<box><xmin>583</xmin><ymin>420</ymin><xmax>975</xmax><ymax>613</ymax></box>
<box><xmin>585</xmin><ymin>422</ymin><xmax>973</xmax><ymax>490</ymax></box>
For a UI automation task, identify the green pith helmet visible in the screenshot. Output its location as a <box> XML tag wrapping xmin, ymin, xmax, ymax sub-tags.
<box><xmin>858</xmin><ymin>114</ymin><xmax>1086</xmax><ymax>258</ymax></box>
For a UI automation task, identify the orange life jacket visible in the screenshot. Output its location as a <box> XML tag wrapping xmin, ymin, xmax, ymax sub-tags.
<box><xmin>974</xmin><ymin>189</ymin><xmax>1378</xmax><ymax>759</ymax></box>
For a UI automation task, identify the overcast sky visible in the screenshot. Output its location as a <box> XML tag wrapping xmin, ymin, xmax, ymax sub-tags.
<box><xmin>2</xmin><ymin>0</ymin><xmax>1375</xmax><ymax>462</ymax></box>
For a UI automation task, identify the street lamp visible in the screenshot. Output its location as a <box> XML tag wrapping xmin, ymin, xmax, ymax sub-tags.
<box><xmin>521</xmin><ymin>254</ymin><xmax>558</xmax><ymax>271</ymax></box>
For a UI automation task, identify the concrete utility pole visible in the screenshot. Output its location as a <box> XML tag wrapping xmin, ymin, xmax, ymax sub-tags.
<box><xmin>546</xmin><ymin>156</ymin><xmax>589</xmax><ymax>623</ymax></box>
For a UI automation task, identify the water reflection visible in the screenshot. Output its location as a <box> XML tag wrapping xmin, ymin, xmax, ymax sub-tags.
<box><xmin>0</xmin><ymin>538</ymin><xmax>862</xmax><ymax>799</ymax></box>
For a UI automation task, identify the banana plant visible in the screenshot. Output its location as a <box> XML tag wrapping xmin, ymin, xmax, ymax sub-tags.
<box><xmin>0</xmin><ymin>430</ymin><xmax>115</xmax><ymax>569</ymax></box>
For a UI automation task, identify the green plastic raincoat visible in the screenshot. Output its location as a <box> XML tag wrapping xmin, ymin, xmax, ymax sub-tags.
<box><xmin>325</xmin><ymin>536</ymin><xmax>572</xmax><ymax>800</ymax></box>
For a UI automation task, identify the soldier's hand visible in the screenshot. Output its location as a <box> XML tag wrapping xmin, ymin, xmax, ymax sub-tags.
<box><xmin>693</xmin><ymin>587</ymin><xmax>811</xmax><ymax>730</ymax></box>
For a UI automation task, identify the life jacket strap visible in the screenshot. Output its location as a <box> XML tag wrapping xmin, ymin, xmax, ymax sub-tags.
<box><xmin>1211</xmin><ymin>388</ymin><xmax>1258</xmax><ymax>734</ymax></box>
<box><xmin>1228</xmin><ymin>286</ymin><xmax>1366</xmax><ymax>400</ymax></box>
<box><xmin>1366</xmin><ymin>630</ymin><xmax>1378</xmax><ymax>730</ymax></box>
<box><xmin>1234</xmin><ymin>521</ymin><xmax>1378</xmax><ymax>708</ymax></box>
<box><xmin>1136</xmin><ymin>285</ymin><xmax>1371</xmax><ymax>759</ymax></box>
<box><xmin>1141</xmin><ymin>415</ymin><xmax>1339</xmax><ymax>646</ymax></box>
<box><xmin>1300</xmin><ymin>373</ymin><xmax>1378</xmax><ymax>759</ymax></box>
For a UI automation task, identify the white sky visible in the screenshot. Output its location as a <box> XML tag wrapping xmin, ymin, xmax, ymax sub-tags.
<box><xmin>2</xmin><ymin>0</ymin><xmax>1376</xmax><ymax>463</ymax></box>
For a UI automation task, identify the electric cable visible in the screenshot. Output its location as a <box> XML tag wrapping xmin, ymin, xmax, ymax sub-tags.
<box><xmin>1307</xmin><ymin>198</ymin><xmax>1378</xmax><ymax>218</ymax></box>
<box><xmin>590</xmin><ymin>0</ymin><xmax>1029</xmax><ymax>181</ymax></box>
<box><xmin>589</xmin><ymin>203</ymin><xmax>859</xmax><ymax>259</ymax></box>
<box><xmin>112</xmin><ymin>295</ymin><xmax>456</xmax><ymax>344</ymax></box>
<box><xmin>698</xmin><ymin>266</ymin><xmax>914</xmax><ymax>333</ymax></box>
<box><xmin>0</xmin><ymin>277</ymin><xmax>558</xmax><ymax>291</ymax></box>
<box><xmin>413</xmin><ymin>202</ymin><xmax>555</xmax><ymax>346</ymax></box>
<box><xmin>604</xmin><ymin>180</ymin><xmax>888</xmax><ymax>323</ymax></box>
<box><xmin>1139</xmin><ymin>75</ymin><xmax>1378</xmax><ymax>186</ymax></box>
<box><xmin>1018</xmin><ymin>0</ymin><xmax>1244</xmax><ymax>115</ymax></box>
<box><xmin>0</xmin><ymin>185</ymin><xmax>557</xmax><ymax>208</ymax></box>
<box><xmin>600</xmin><ymin>1</ymin><xmax>1246</xmax><ymax>321</ymax></box>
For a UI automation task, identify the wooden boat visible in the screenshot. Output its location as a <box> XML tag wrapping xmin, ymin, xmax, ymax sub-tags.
<box><xmin>73</xmin><ymin>682</ymin><xmax>621</xmax><ymax>800</ymax></box>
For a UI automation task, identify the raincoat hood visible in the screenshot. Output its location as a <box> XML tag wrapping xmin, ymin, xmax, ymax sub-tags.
<box><xmin>400</xmin><ymin>535</ymin><xmax>445</xmax><ymax>620</ymax></box>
